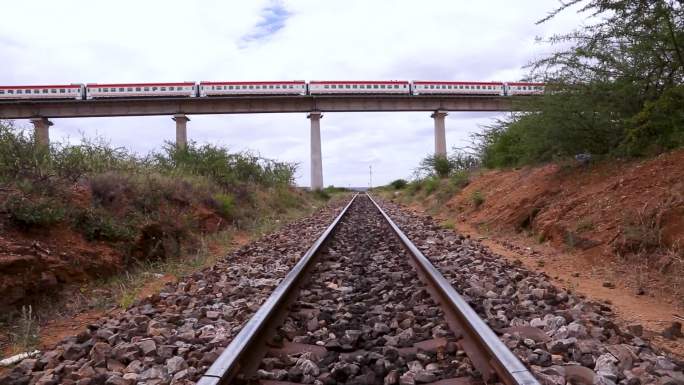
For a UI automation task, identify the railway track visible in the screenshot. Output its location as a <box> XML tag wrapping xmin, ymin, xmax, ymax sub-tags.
<box><xmin>198</xmin><ymin>194</ymin><xmax>538</xmax><ymax>385</ymax></box>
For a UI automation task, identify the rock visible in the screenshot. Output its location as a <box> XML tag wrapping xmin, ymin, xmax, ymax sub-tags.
<box><xmin>104</xmin><ymin>375</ymin><xmax>129</xmax><ymax>385</ymax></box>
<box><xmin>603</xmin><ymin>282</ymin><xmax>615</xmax><ymax>289</ymax></box>
<box><xmin>139</xmin><ymin>366</ymin><xmax>164</xmax><ymax>381</ymax></box>
<box><xmin>384</xmin><ymin>370</ymin><xmax>399</xmax><ymax>385</ymax></box>
<box><xmin>399</xmin><ymin>371</ymin><xmax>416</xmax><ymax>385</ymax></box>
<box><xmin>166</xmin><ymin>356</ymin><xmax>187</xmax><ymax>374</ymax></box>
<box><xmin>653</xmin><ymin>357</ymin><xmax>676</xmax><ymax>371</ymax></box>
<box><xmin>16</xmin><ymin>358</ymin><xmax>37</xmax><ymax>372</ymax></box>
<box><xmin>374</xmin><ymin>322</ymin><xmax>391</xmax><ymax>334</ymax></box>
<box><xmin>256</xmin><ymin>369</ymin><xmax>288</xmax><ymax>380</ymax></box>
<box><xmin>295</xmin><ymin>358</ymin><xmax>320</xmax><ymax>377</ymax></box>
<box><xmin>331</xmin><ymin>362</ymin><xmax>359</xmax><ymax>382</ymax></box>
<box><xmin>414</xmin><ymin>370</ymin><xmax>436</xmax><ymax>383</ymax></box>
<box><xmin>661</xmin><ymin>322</ymin><xmax>682</xmax><ymax>340</ymax></box>
<box><xmin>595</xmin><ymin>353</ymin><xmax>619</xmax><ymax>381</ymax></box>
<box><xmin>137</xmin><ymin>339</ymin><xmax>156</xmax><ymax>356</ymax></box>
<box><xmin>90</xmin><ymin>342</ymin><xmax>111</xmax><ymax>366</ymax></box>
<box><xmin>63</xmin><ymin>343</ymin><xmax>87</xmax><ymax>361</ymax></box>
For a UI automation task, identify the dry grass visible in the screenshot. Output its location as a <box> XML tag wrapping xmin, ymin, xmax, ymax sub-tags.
<box><xmin>614</xmin><ymin>192</ymin><xmax>684</xmax><ymax>302</ymax></box>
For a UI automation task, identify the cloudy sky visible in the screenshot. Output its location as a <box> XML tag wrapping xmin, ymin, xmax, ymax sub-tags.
<box><xmin>0</xmin><ymin>1</ymin><xmax>585</xmax><ymax>187</ymax></box>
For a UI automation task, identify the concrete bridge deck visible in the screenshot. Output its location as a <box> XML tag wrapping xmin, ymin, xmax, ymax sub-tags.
<box><xmin>0</xmin><ymin>95</ymin><xmax>521</xmax><ymax>119</ymax></box>
<box><xmin>0</xmin><ymin>94</ymin><xmax>533</xmax><ymax>190</ymax></box>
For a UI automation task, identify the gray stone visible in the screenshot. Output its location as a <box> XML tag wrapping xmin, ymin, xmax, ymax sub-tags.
<box><xmin>165</xmin><ymin>356</ymin><xmax>187</xmax><ymax>374</ymax></box>
<box><xmin>595</xmin><ymin>354</ymin><xmax>619</xmax><ymax>381</ymax></box>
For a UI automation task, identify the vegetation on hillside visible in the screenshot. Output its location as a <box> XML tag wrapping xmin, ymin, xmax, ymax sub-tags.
<box><xmin>476</xmin><ymin>0</ymin><xmax>684</xmax><ymax>168</ymax></box>
<box><xmin>0</xmin><ymin>120</ymin><xmax>308</xmax><ymax>264</ymax></box>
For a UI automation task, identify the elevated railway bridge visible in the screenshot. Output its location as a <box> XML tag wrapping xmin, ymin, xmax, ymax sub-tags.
<box><xmin>0</xmin><ymin>93</ymin><xmax>532</xmax><ymax>189</ymax></box>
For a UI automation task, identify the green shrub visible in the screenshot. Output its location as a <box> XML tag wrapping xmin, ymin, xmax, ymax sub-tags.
<box><xmin>270</xmin><ymin>187</ymin><xmax>300</xmax><ymax>212</ymax></box>
<box><xmin>323</xmin><ymin>185</ymin><xmax>348</xmax><ymax>195</ymax></box>
<box><xmin>423</xmin><ymin>177</ymin><xmax>439</xmax><ymax>195</ymax></box>
<box><xmin>5</xmin><ymin>195</ymin><xmax>65</xmax><ymax>228</ymax></box>
<box><xmin>313</xmin><ymin>189</ymin><xmax>331</xmax><ymax>200</ymax></box>
<box><xmin>449</xmin><ymin>171</ymin><xmax>470</xmax><ymax>189</ymax></box>
<box><xmin>212</xmin><ymin>193</ymin><xmax>235</xmax><ymax>218</ymax></box>
<box><xmin>405</xmin><ymin>181</ymin><xmax>422</xmax><ymax>196</ymax></box>
<box><xmin>152</xmin><ymin>142</ymin><xmax>296</xmax><ymax>188</ymax></box>
<box><xmin>471</xmin><ymin>190</ymin><xmax>484</xmax><ymax>208</ymax></box>
<box><xmin>72</xmin><ymin>208</ymin><xmax>135</xmax><ymax>241</ymax></box>
<box><xmin>389</xmin><ymin>179</ymin><xmax>408</xmax><ymax>189</ymax></box>
<box><xmin>420</xmin><ymin>155</ymin><xmax>453</xmax><ymax>178</ymax></box>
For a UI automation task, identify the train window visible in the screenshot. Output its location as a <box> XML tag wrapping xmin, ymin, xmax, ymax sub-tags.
<box><xmin>127</xmin><ymin>87</ymin><xmax>133</xmax><ymax>91</ymax></box>
<box><xmin>8</xmin><ymin>90</ymin><xmax>13</xmax><ymax>94</ymax></box>
<box><xmin>373</xmin><ymin>85</ymin><xmax>379</xmax><ymax>89</ymax></box>
<box><xmin>248</xmin><ymin>85</ymin><xmax>253</xmax><ymax>89</ymax></box>
<box><xmin>345</xmin><ymin>84</ymin><xmax>350</xmax><ymax>89</ymax></box>
<box><xmin>324</xmin><ymin>85</ymin><xmax>329</xmax><ymax>89</ymax></box>
<box><xmin>378</xmin><ymin>85</ymin><xmax>384</xmax><ymax>89</ymax></box>
<box><xmin>0</xmin><ymin>90</ymin><xmax>4</xmax><ymax>94</ymax></box>
<box><xmin>429</xmin><ymin>85</ymin><xmax>434</xmax><ymax>89</ymax></box>
<box><xmin>144</xmin><ymin>87</ymin><xmax>149</xmax><ymax>91</ymax></box>
<box><xmin>60</xmin><ymin>89</ymin><xmax>66</xmax><ymax>93</ymax></box>
<box><xmin>136</xmin><ymin>87</ymin><xmax>141</xmax><ymax>91</ymax></box>
<box><xmin>161</xmin><ymin>87</ymin><xmax>166</xmax><ymax>91</ymax></box>
<box><xmin>332</xmin><ymin>85</ymin><xmax>337</xmax><ymax>89</ymax></box>
<box><xmin>352</xmin><ymin>85</ymin><xmax>358</xmax><ymax>88</ymax></box>
<box><xmin>50</xmin><ymin>89</ymin><xmax>56</xmax><ymax>93</ymax></box>
<box><xmin>395</xmin><ymin>85</ymin><xmax>399</xmax><ymax>89</ymax></box>
<box><xmin>268</xmin><ymin>85</ymin><xmax>273</xmax><ymax>89</ymax></box>
<box><xmin>152</xmin><ymin>87</ymin><xmax>158</xmax><ymax>91</ymax></box>
<box><xmin>170</xmin><ymin>86</ymin><xmax>175</xmax><ymax>91</ymax></box>
<box><xmin>359</xmin><ymin>85</ymin><xmax>365</xmax><ymax>89</ymax></box>
<box><xmin>17</xmin><ymin>90</ymin><xmax>22</xmax><ymax>94</ymax></box>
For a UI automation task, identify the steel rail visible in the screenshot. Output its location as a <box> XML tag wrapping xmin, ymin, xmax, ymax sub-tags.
<box><xmin>367</xmin><ymin>194</ymin><xmax>540</xmax><ymax>385</ymax></box>
<box><xmin>197</xmin><ymin>193</ymin><xmax>359</xmax><ymax>385</ymax></box>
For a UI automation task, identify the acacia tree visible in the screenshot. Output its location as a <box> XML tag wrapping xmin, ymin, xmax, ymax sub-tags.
<box><xmin>477</xmin><ymin>0</ymin><xmax>684</xmax><ymax>167</ymax></box>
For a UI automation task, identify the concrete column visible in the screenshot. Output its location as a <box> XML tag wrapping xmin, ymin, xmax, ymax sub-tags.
<box><xmin>173</xmin><ymin>114</ymin><xmax>190</xmax><ymax>149</ymax></box>
<box><xmin>431</xmin><ymin>110</ymin><xmax>448</xmax><ymax>157</ymax></box>
<box><xmin>307</xmin><ymin>112</ymin><xmax>323</xmax><ymax>190</ymax></box>
<box><xmin>30</xmin><ymin>117</ymin><xmax>53</xmax><ymax>148</ymax></box>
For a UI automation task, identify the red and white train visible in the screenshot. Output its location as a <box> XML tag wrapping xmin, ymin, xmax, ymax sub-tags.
<box><xmin>0</xmin><ymin>80</ymin><xmax>544</xmax><ymax>100</ymax></box>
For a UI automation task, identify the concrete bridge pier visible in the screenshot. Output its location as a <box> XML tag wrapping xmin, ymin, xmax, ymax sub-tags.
<box><xmin>431</xmin><ymin>110</ymin><xmax>448</xmax><ymax>157</ymax></box>
<box><xmin>308</xmin><ymin>112</ymin><xmax>323</xmax><ymax>190</ymax></box>
<box><xmin>30</xmin><ymin>117</ymin><xmax>53</xmax><ymax>148</ymax></box>
<box><xmin>173</xmin><ymin>114</ymin><xmax>190</xmax><ymax>149</ymax></box>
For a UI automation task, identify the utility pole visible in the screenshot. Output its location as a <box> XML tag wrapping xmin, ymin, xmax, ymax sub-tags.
<box><xmin>369</xmin><ymin>165</ymin><xmax>373</xmax><ymax>191</ymax></box>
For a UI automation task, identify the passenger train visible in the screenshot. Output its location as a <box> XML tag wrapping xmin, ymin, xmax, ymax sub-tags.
<box><xmin>0</xmin><ymin>80</ymin><xmax>544</xmax><ymax>100</ymax></box>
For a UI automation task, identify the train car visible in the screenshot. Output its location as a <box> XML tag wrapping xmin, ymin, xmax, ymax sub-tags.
<box><xmin>199</xmin><ymin>81</ymin><xmax>306</xmax><ymax>97</ymax></box>
<box><xmin>85</xmin><ymin>82</ymin><xmax>196</xmax><ymax>99</ymax></box>
<box><xmin>412</xmin><ymin>81</ymin><xmax>505</xmax><ymax>96</ymax></box>
<box><xmin>308</xmin><ymin>81</ymin><xmax>410</xmax><ymax>95</ymax></box>
<box><xmin>0</xmin><ymin>84</ymin><xmax>83</xmax><ymax>100</ymax></box>
<box><xmin>505</xmin><ymin>82</ymin><xmax>545</xmax><ymax>95</ymax></box>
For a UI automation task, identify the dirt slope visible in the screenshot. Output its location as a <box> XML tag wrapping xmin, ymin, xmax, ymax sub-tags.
<box><xmin>446</xmin><ymin>150</ymin><xmax>684</xmax><ymax>253</ymax></box>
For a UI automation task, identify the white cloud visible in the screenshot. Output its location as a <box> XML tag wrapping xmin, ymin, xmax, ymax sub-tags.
<box><xmin>1</xmin><ymin>0</ymin><xmax>585</xmax><ymax>186</ymax></box>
